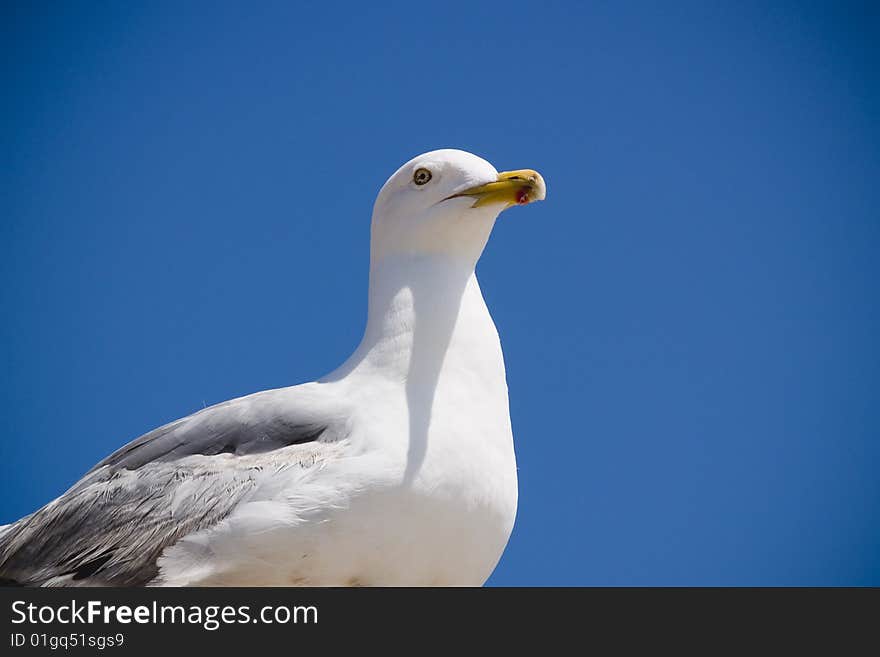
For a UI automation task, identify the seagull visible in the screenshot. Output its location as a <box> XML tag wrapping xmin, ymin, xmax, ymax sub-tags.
<box><xmin>0</xmin><ymin>149</ymin><xmax>546</xmax><ymax>586</ymax></box>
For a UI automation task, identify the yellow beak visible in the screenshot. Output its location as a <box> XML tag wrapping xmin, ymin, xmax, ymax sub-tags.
<box><xmin>446</xmin><ymin>169</ymin><xmax>547</xmax><ymax>208</ymax></box>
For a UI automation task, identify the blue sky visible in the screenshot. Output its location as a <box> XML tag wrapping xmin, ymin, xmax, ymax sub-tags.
<box><xmin>2</xmin><ymin>1</ymin><xmax>878</xmax><ymax>585</ymax></box>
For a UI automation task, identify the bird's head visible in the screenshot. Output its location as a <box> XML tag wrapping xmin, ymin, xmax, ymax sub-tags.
<box><xmin>370</xmin><ymin>149</ymin><xmax>545</xmax><ymax>264</ymax></box>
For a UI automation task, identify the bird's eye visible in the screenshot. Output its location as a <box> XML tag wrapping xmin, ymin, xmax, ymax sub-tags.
<box><xmin>413</xmin><ymin>168</ymin><xmax>432</xmax><ymax>185</ymax></box>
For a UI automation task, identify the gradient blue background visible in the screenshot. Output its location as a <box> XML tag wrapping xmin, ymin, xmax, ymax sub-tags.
<box><xmin>2</xmin><ymin>1</ymin><xmax>878</xmax><ymax>585</ymax></box>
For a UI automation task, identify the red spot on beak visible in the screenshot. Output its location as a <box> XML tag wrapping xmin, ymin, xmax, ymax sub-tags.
<box><xmin>516</xmin><ymin>188</ymin><xmax>530</xmax><ymax>205</ymax></box>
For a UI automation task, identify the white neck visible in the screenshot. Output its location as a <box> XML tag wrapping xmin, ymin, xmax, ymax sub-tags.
<box><xmin>325</xmin><ymin>251</ymin><xmax>500</xmax><ymax>384</ymax></box>
<box><xmin>320</xmin><ymin>205</ymin><xmax>513</xmax><ymax>485</ymax></box>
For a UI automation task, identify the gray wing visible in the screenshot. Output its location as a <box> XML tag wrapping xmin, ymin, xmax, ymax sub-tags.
<box><xmin>0</xmin><ymin>387</ymin><xmax>350</xmax><ymax>587</ymax></box>
<box><xmin>88</xmin><ymin>400</ymin><xmax>329</xmax><ymax>472</ymax></box>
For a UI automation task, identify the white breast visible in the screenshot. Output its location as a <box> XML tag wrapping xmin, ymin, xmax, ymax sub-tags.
<box><xmin>156</xmin><ymin>270</ymin><xmax>518</xmax><ymax>586</ymax></box>
<box><xmin>314</xmin><ymin>273</ymin><xmax>518</xmax><ymax>585</ymax></box>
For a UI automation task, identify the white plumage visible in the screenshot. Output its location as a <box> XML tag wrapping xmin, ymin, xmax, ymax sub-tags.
<box><xmin>0</xmin><ymin>149</ymin><xmax>546</xmax><ymax>586</ymax></box>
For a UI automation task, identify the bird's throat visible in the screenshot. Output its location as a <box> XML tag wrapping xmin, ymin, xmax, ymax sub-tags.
<box><xmin>327</xmin><ymin>254</ymin><xmax>500</xmax><ymax>385</ymax></box>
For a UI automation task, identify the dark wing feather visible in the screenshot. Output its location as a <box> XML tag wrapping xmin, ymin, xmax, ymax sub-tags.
<box><xmin>0</xmin><ymin>462</ymin><xmax>264</xmax><ymax>586</ymax></box>
<box><xmin>0</xmin><ymin>389</ymin><xmax>349</xmax><ymax>586</ymax></box>
<box><xmin>90</xmin><ymin>412</ymin><xmax>329</xmax><ymax>472</ymax></box>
